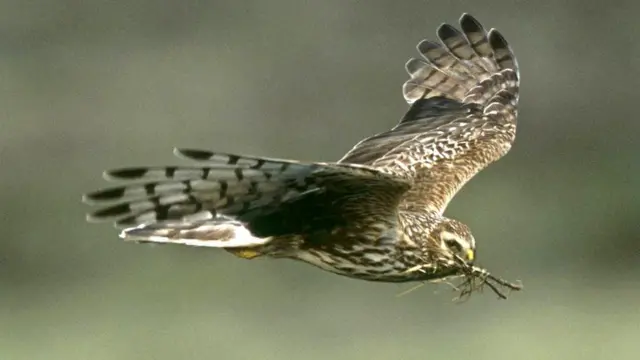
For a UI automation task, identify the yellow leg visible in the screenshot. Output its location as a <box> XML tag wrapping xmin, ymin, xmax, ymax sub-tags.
<box><xmin>225</xmin><ymin>247</ymin><xmax>262</xmax><ymax>259</ymax></box>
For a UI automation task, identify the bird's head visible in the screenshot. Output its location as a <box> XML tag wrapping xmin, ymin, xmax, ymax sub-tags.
<box><xmin>430</xmin><ymin>218</ymin><xmax>522</xmax><ymax>300</ymax></box>
<box><xmin>435</xmin><ymin>218</ymin><xmax>476</xmax><ymax>265</ymax></box>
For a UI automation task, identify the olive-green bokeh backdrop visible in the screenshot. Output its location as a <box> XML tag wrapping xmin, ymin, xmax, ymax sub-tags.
<box><xmin>1</xmin><ymin>1</ymin><xmax>638</xmax><ymax>359</ymax></box>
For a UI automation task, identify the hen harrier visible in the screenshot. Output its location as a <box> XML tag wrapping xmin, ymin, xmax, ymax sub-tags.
<box><xmin>84</xmin><ymin>13</ymin><xmax>522</xmax><ymax>299</ymax></box>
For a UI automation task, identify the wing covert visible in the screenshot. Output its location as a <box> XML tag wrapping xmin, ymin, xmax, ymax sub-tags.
<box><xmin>338</xmin><ymin>13</ymin><xmax>520</xmax><ymax>214</ymax></box>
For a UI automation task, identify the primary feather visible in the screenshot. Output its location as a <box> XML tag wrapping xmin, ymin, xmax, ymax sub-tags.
<box><xmin>340</xmin><ymin>13</ymin><xmax>519</xmax><ymax>213</ymax></box>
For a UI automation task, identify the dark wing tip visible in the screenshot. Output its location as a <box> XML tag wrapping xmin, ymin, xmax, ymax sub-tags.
<box><xmin>174</xmin><ymin>148</ymin><xmax>215</xmax><ymax>161</ymax></box>
<box><xmin>105</xmin><ymin>168</ymin><xmax>151</xmax><ymax>180</ymax></box>
<box><xmin>488</xmin><ymin>29</ymin><xmax>509</xmax><ymax>52</ymax></box>
<box><xmin>436</xmin><ymin>23</ymin><xmax>461</xmax><ymax>43</ymax></box>
<box><xmin>416</xmin><ymin>39</ymin><xmax>440</xmax><ymax>56</ymax></box>
<box><xmin>83</xmin><ymin>187</ymin><xmax>127</xmax><ymax>203</ymax></box>
<box><xmin>460</xmin><ymin>13</ymin><xmax>484</xmax><ymax>33</ymax></box>
<box><xmin>488</xmin><ymin>29</ymin><xmax>509</xmax><ymax>49</ymax></box>
<box><xmin>488</xmin><ymin>29</ymin><xmax>518</xmax><ymax>72</ymax></box>
<box><xmin>89</xmin><ymin>203</ymin><xmax>132</xmax><ymax>220</ymax></box>
<box><xmin>405</xmin><ymin>58</ymin><xmax>429</xmax><ymax>78</ymax></box>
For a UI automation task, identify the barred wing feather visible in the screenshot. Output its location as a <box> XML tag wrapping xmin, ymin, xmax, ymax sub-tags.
<box><xmin>339</xmin><ymin>14</ymin><xmax>520</xmax><ymax>214</ymax></box>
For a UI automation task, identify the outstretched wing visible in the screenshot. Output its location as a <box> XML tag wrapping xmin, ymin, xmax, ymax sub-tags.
<box><xmin>339</xmin><ymin>14</ymin><xmax>519</xmax><ymax>214</ymax></box>
<box><xmin>84</xmin><ymin>148</ymin><xmax>410</xmax><ymax>244</ymax></box>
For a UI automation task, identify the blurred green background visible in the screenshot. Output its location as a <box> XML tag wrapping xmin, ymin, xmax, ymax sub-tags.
<box><xmin>1</xmin><ymin>1</ymin><xmax>638</xmax><ymax>359</ymax></box>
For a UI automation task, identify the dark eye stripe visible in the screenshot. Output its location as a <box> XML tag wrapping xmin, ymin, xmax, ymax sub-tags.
<box><xmin>444</xmin><ymin>239</ymin><xmax>464</xmax><ymax>252</ymax></box>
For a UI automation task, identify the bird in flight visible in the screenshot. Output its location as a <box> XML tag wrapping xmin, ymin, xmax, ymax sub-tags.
<box><xmin>84</xmin><ymin>13</ymin><xmax>522</xmax><ymax>299</ymax></box>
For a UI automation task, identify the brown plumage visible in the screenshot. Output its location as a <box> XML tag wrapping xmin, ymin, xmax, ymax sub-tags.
<box><xmin>83</xmin><ymin>13</ymin><xmax>522</xmax><ymax>299</ymax></box>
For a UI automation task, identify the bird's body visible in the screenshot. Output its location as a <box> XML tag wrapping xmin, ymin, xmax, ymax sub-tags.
<box><xmin>84</xmin><ymin>13</ymin><xmax>523</xmax><ymax>298</ymax></box>
<box><xmin>251</xmin><ymin>210</ymin><xmax>444</xmax><ymax>283</ymax></box>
